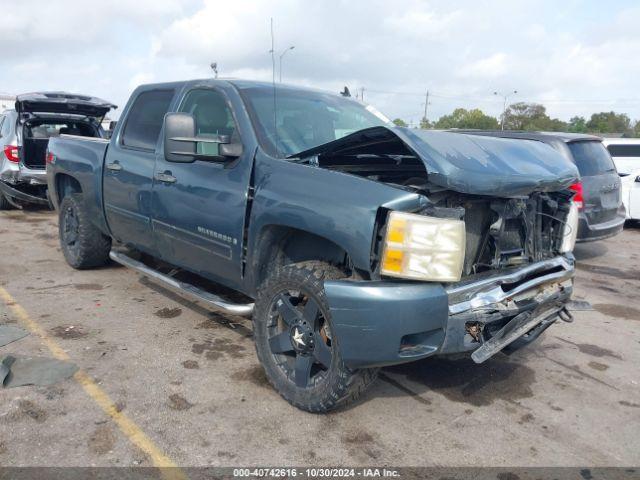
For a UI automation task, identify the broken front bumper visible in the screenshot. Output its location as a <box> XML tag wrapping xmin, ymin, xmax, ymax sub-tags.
<box><xmin>324</xmin><ymin>256</ymin><xmax>574</xmax><ymax>368</ymax></box>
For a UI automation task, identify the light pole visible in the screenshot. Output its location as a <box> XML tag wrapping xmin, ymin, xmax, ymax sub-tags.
<box><xmin>279</xmin><ymin>46</ymin><xmax>295</xmax><ymax>83</ymax></box>
<box><xmin>494</xmin><ymin>90</ymin><xmax>517</xmax><ymax>130</ymax></box>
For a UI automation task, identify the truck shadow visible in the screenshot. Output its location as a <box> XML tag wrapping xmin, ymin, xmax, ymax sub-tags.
<box><xmin>108</xmin><ymin>259</ymin><xmax>539</xmax><ymax>410</ymax></box>
<box><xmin>376</xmin><ymin>354</ymin><xmax>536</xmax><ymax>407</ymax></box>
<box><xmin>138</xmin><ymin>276</ymin><xmax>253</xmax><ymax>338</ymax></box>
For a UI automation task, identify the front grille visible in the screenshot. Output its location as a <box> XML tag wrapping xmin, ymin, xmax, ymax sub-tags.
<box><xmin>461</xmin><ymin>193</ymin><xmax>568</xmax><ymax>277</ymax></box>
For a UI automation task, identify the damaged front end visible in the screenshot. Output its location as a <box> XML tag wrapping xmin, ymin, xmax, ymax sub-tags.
<box><xmin>443</xmin><ymin>255</ymin><xmax>574</xmax><ymax>362</ymax></box>
<box><xmin>299</xmin><ymin>126</ymin><xmax>580</xmax><ymax>366</ymax></box>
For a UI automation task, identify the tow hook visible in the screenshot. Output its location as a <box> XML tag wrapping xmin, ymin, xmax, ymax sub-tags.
<box><xmin>558</xmin><ymin>307</ymin><xmax>574</xmax><ymax>323</ymax></box>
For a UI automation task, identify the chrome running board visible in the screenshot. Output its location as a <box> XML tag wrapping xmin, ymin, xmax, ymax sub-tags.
<box><xmin>109</xmin><ymin>250</ymin><xmax>254</xmax><ymax>316</ymax></box>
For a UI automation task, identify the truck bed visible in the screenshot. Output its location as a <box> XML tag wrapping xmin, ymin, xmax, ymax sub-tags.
<box><xmin>47</xmin><ymin>134</ymin><xmax>110</xmax><ymax>233</ymax></box>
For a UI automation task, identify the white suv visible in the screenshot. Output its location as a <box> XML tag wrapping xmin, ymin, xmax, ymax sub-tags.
<box><xmin>603</xmin><ymin>138</ymin><xmax>640</xmax><ymax>221</ymax></box>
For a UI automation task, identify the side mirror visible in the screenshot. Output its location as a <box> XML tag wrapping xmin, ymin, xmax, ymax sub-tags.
<box><xmin>219</xmin><ymin>143</ymin><xmax>243</xmax><ymax>158</ymax></box>
<box><xmin>164</xmin><ymin>112</ymin><xmax>197</xmax><ymax>163</ymax></box>
<box><xmin>635</xmin><ymin>176</ymin><xmax>640</xmax><ymax>183</ymax></box>
<box><xmin>163</xmin><ymin>112</ymin><xmax>243</xmax><ymax>163</ymax></box>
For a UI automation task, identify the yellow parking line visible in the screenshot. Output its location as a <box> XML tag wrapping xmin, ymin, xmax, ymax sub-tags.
<box><xmin>0</xmin><ymin>286</ymin><xmax>186</xmax><ymax>480</ymax></box>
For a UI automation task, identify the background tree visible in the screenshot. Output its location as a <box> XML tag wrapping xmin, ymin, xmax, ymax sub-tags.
<box><xmin>419</xmin><ymin>116</ymin><xmax>432</xmax><ymax>129</ymax></box>
<box><xmin>392</xmin><ymin>118</ymin><xmax>408</xmax><ymax>127</ymax></box>
<box><xmin>502</xmin><ymin>102</ymin><xmax>567</xmax><ymax>131</ymax></box>
<box><xmin>434</xmin><ymin>108</ymin><xmax>499</xmax><ymax>130</ymax></box>
<box><xmin>567</xmin><ymin>116</ymin><xmax>588</xmax><ymax>133</ymax></box>
<box><xmin>586</xmin><ymin>111</ymin><xmax>632</xmax><ymax>135</ymax></box>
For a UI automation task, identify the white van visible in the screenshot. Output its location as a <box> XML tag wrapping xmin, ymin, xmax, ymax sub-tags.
<box><xmin>603</xmin><ymin>138</ymin><xmax>640</xmax><ymax>220</ymax></box>
<box><xmin>602</xmin><ymin>138</ymin><xmax>640</xmax><ymax>175</ymax></box>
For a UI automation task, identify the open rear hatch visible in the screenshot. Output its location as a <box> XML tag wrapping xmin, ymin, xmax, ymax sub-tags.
<box><xmin>16</xmin><ymin>92</ymin><xmax>116</xmax><ymax>121</ymax></box>
<box><xmin>15</xmin><ymin>92</ymin><xmax>116</xmax><ymax>170</ymax></box>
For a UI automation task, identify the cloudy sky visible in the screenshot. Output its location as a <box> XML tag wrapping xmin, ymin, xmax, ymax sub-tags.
<box><xmin>2</xmin><ymin>0</ymin><xmax>639</xmax><ymax>124</ymax></box>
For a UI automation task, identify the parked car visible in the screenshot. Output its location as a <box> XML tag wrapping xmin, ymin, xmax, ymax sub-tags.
<box><xmin>602</xmin><ymin>138</ymin><xmax>640</xmax><ymax>175</ymax></box>
<box><xmin>601</xmin><ymin>138</ymin><xmax>640</xmax><ymax>222</ymax></box>
<box><xmin>0</xmin><ymin>92</ymin><xmax>116</xmax><ymax>209</ymax></box>
<box><xmin>455</xmin><ymin>131</ymin><xmax>626</xmax><ymax>242</ymax></box>
<box><xmin>47</xmin><ymin>80</ymin><xmax>579</xmax><ymax>412</ymax></box>
<box><xmin>618</xmin><ymin>169</ymin><xmax>640</xmax><ymax>221</ymax></box>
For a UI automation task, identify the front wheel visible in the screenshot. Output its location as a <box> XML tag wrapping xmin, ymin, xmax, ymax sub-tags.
<box><xmin>59</xmin><ymin>193</ymin><xmax>112</xmax><ymax>269</ymax></box>
<box><xmin>253</xmin><ymin>261</ymin><xmax>378</xmax><ymax>412</ymax></box>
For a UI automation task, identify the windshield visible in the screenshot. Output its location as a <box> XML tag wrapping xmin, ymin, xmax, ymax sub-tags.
<box><xmin>238</xmin><ymin>85</ymin><xmax>389</xmax><ymax>158</ymax></box>
<box><xmin>567</xmin><ymin>141</ymin><xmax>616</xmax><ymax>176</ymax></box>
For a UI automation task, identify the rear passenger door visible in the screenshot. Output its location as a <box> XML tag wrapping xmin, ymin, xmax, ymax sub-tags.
<box><xmin>103</xmin><ymin>89</ymin><xmax>175</xmax><ymax>253</ymax></box>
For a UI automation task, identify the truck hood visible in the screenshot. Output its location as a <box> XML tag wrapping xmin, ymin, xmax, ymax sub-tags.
<box><xmin>292</xmin><ymin>126</ymin><xmax>579</xmax><ymax>196</ymax></box>
<box><xmin>16</xmin><ymin>92</ymin><xmax>117</xmax><ymax>120</ymax></box>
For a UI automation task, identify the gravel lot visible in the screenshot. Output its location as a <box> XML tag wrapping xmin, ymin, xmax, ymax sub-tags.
<box><xmin>0</xmin><ymin>208</ymin><xmax>639</xmax><ymax>468</ymax></box>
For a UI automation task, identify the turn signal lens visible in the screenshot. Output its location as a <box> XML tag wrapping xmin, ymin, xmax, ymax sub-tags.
<box><xmin>569</xmin><ymin>182</ymin><xmax>584</xmax><ymax>210</ymax></box>
<box><xmin>560</xmin><ymin>203</ymin><xmax>579</xmax><ymax>253</ymax></box>
<box><xmin>381</xmin><ymin>211</ymin><xmax>466</xmax><ymax>282</ymax></box>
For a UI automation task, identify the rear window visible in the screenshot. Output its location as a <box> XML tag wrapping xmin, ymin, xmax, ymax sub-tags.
<box><xmin>567</xmin><ymin>141</ymin><xmax>616</xmax><ymax>176</ymax></box>
<box><xmin>606</xmin><ymin>144</ymin><xmax>640</xmax><ymax>157</ymax></box>
<box><xmin>121</xmin><ymin>90</ymin><xmax>174</xmax><ymax>151</ymax></box>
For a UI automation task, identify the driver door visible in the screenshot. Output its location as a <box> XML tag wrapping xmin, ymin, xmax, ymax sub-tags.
<box><xmin>151</xmin><ymin>88</ymin><xmax>251</xmax><ymax>288</ymax></box>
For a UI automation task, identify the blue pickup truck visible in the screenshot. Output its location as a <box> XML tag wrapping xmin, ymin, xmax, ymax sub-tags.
<box><xmin>47</xmin><ymin>79</ymin><xmax>580</xmax><ymax>412</ymax></box>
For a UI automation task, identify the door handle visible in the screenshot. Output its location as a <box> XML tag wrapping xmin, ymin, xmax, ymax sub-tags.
<box><xmin>154</xmin><ymin>172</ymin><xmax>177</xmax><ymax>184</ymax></box>
<box><xmin>106</xmin><ymin>162</ymin><xmax>122</xmax><ymax>172</ymax></box>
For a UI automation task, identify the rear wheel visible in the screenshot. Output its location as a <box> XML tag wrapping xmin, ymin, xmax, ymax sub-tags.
<box><xmin>59</xmin><ymin>193</ymin><xmax>112</xmax><ymax>269</ymax></box>
<box><xmin>253</xmin><ymin>261</ymin><xmax>378</xmax><ymax>412</ymax></box>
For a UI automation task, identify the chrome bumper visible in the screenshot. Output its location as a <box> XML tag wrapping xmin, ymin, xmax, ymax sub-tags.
<box><xmin>446</xmin><ymin>256</ymin><xmax>574</xmax><ymax>315</ymax></box>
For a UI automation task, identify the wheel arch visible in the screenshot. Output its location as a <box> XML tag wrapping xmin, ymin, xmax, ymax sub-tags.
<box><xmin>55</xmin><ymin>173</ymin><xmax>82</xmax><ymax>204</ymax></box>
<box><xmin>249</xmin><ymin>224</ymin><xmax>355</xmax><ymax>292</ymax></box>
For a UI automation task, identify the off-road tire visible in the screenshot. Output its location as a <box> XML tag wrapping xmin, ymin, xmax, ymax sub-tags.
<box><xmin>0</xmin><ymin>193</ymin><xmax>13</xmax><ymax>210</ymax></box>
<box><xmin>59</xmin><ymin>193</ymin><xmax>112</xmax><ymax>269</ymax></box>
<box><xmin>253</xmin><ymin>261</ymin><xmax>379</xmax><ymax>412</ymax></box>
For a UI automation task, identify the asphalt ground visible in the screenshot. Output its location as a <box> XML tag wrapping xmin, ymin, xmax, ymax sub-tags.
<box><xmin>0</xmin><ymin>208</ymin><xmax>639</xmax><ymax>469</ymax></box>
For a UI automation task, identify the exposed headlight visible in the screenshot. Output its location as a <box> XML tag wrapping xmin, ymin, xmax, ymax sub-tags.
<box><xmin>560</xmin><ymin>202</ymin><xmax>579</xmax><ymax>253</ymax></box>
<box><xmin>381</xmin><ymin>211</ymin><xmax>466</xmax><ymax>282</ymax></box>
